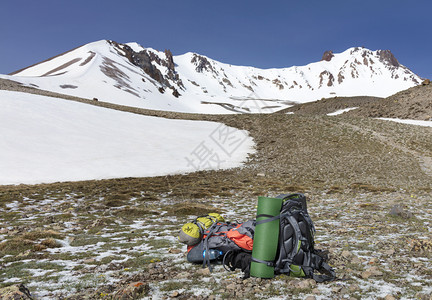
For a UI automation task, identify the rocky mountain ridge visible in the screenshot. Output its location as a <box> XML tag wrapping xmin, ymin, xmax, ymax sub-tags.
<box><xmin>2</xmin><ymin>40</ymin><xmax>423</xmax><ymax>113</ymax></box>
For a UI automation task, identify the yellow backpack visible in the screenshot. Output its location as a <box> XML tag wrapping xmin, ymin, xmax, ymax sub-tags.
<box><xmin>178</xmin><ymin>213</ymin><xmax>224</xmax><ymax>246</ymax></box>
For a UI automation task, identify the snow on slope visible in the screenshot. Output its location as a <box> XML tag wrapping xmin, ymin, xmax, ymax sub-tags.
<box><xmin>0</xmin><ymin>90</ymin><xmax>255</xmax><ymax>185</ymax></box>
<box><xmin>378</xmin><ymin>118</ymin><xmax>432</xmax><ymax>127</ymax></box>
<box><xmin>3</xmin><ymin>40</ymin><xmax>423</xmax><ymax>114</ymax></box>
<box><xmin>327</xmin><ymin>107</ymin><xmax>359</xmax><ymax>116</ymax></box>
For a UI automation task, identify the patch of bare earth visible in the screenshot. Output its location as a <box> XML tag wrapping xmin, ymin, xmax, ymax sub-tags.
<box><xmin>346</xmin><ymin>82</ymin><xmax>432</xmax><ymax>120</ymax></box>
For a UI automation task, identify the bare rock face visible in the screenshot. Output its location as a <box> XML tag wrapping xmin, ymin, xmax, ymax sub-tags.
<box><xmin>321</xmin><ymin>50</ymin><xmax>334</xmax><ymax>62</ymax></box>
<box><xmin>132</xmin><ymin>50</ymin><xmax>166</xmax><ymax>84</ymax></box>
<box><xmin>377</xmin><ymin>50</ymin><xmax>400</xmax><ymax>67</ymax></box>
<box><xmin>164</xmin><ymin>49</ymin><xmax>175</xmax><ymax>71</ymax></box>
<box><xmin>191</xmin><ymin>54</ymin><xmax>215</xmax><ymax>73</ymax></box>
<box><xmin>108</xmin><ymin>40</ymin><xmax>183</xmax><ymax>95</ymax></box>
<box><xmin>319</xmin><ymin>70</ymin><xmax>335</xmax><ymax>87</ymax></box>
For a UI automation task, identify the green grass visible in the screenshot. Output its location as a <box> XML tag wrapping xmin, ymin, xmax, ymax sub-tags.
<box><xmin>61</xmin><ymin>273</ymin><xmax>108</xmax><ymax>292</ymax></box>
<box><xmin>0</xmin><ymin>260</ymin><xmax>65</xmax><ymax>285</ymax></box>
<box><xmin>69</xmin><ymin>235</ymin><xmax>113</xmax><ymax>247</ymax></box>
<box><xmin>121</xmin><ymin>255</ymin><xmax>154</xmax><ymax>269</ymax></box>
<box><xmin>159</xmin><ymin>281</ymin><xmax>186</xmax><ymax>291</ymax></box>
<box><xmin>147</xmin><ymin>238</ymin><xmax>172</xmax><ymax>249</ymax></box>
<box><xmin>113</xmin><ymin>207</ymin><xmax>157</xmax><ymax>218</ymax></box>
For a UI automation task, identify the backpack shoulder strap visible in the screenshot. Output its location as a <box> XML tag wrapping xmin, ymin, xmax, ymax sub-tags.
<box><xmin>202</xmin><ymin>222</ymin><xmax>221</xmax><ymax>271</ymax></box>
<box><xmin>275</xmin><ymin>213</ymin><xmax>303</xmax><ymax>273</ymax></box>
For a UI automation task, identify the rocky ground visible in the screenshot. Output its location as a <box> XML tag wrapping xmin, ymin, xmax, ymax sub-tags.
<box><xmin>280</xmin><ymin>79</ymin><xmax>432</xmax><ymax>121</ymax></box>
<box><xmin>1</xmin><ymin>80</ymin><xmax>432</xmax><ymax>299</ymax></box>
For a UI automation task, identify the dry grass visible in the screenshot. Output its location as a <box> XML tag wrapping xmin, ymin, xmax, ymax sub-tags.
<box><xmin>164</xmin><ymin>202</ymin><xmax>221</xmax><ymax>216</ymax></box>
<box><xmin>21</xmin><ymin>230</ymin><xmax>62</xmax><ymax>241</ymax></box>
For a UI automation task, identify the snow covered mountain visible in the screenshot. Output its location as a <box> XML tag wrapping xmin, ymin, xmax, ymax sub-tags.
<box><xmin>3</xmin><ymin>40</ymin><xmax>422</xmax><ymax>113</ymax></box>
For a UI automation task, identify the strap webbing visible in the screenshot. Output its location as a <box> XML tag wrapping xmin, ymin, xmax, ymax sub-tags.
<box><xmin>251</xmin><ymin>257</ymin><xmax>275</xmax><ymax>267</ymax></box>
<box><xmin>255</xmin><ymin>213</ymin><xmax>281</xmax><ymax>226</ymax></box>
<box><xmin>202</xmin><ymin>222</ymin><xmax>220</xmax><ymax>272</ymax></box>
<box><xmin>312</xmin><ymin>261</ymin><xmax>336</xmax><ymax>282</ymax></box>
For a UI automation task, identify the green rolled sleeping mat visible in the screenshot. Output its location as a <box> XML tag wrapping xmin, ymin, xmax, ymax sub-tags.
<box><xmin>250</xmin><ymin>196</ymin><xmax>284</xmax><ymax>278</ymax></box>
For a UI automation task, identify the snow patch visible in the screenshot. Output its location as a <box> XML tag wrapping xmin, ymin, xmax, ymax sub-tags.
<box><xmin>378</xmin><ymin>118</ymin><xmax>432</xmax><ymax>127</ymax></box>
<box><xmin>0</xmin><ymin>90</ymin><xmax>255</xmax><ymax>185</ymax></box>
<box><xmin>327</xmin><ymin>107</ymin><xmax>358</xmax><ymax>116</ymax></box>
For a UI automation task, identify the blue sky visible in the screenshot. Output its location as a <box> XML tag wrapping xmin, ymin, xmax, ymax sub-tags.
<box><xmin>1</xmin><ymin>0</ymin><xmax>431</xmax><ymax>79</ymax></box>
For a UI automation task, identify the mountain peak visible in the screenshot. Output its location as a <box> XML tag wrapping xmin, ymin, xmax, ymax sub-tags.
<box><xmin>3</xmin><ymin>40</ymin><xmax>423</xmax><ymax>114</ymax></box>
<box><xmin>321</xmin><ymin>50</ymin><xmax>334</xmax><ymax>62</ymax></box>
<box><xmin>377</xmin><ymin>49</ymin><xmax>399</xmax><ymax>67</ymax></box>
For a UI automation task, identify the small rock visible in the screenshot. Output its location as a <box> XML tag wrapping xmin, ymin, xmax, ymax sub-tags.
<box><xmin>289</xmin><ymin>280</ymin><xmax>301</xmax><ymax>288</ymax></box>
<box><xmin>362</xmin><ymin>266</ymin><xmax>383</xmax><ymax>278</ymax></box>
<box><xmin>368</xmin><ymin>257</ymin><xmax>379</xmax><ymax>264</ymax></box>
<box><xmin>384</xmin><ymin>295</ymin><xmax>396</xmax><ymax>300</ymax></box>
<box><xmin>171</xmin><ymin>291</ymin><xmax>180</xmax><ymax>297</ymax></box>
<box><xmin>340</xmin><ymin>288</ymin><xmax>350</xmax><ymax>295</ymax></box>
<box><xmin>384</xmin><ymin>249</ymin><xmax>395</xmax><ymax>255</ymax></box>
<box><xmin>305</xmin><ymin>279</ymin><xmax>317</xmax><ymax>289</ymax></box>
<box><xmin>331</xmin><ymin>286</ymin><xmax>343</xmax><ymax>293</ymax></box>
<box><xmin>341</xmin><ymin>250</ymin><xmax>353</xmax><ymax>259</ymax></box>
<box><xmin>226</xmin><ymin>283</ymin><xmax>236</xmax><ymax>290</ymax></box>
<box><xmin>328</xmin><ymin>241</ymin><xmax>338</xmax><ymax>247</ymax></box>
<box><xmin>256</xmin><ymin>173</ymin><xmax>266</xmax><ymax>177</ymax></box>
<box><xmin>175</xmin><ymin>272</ymin><xmax>189</xmax><ymax>279</ymax></box>
<box><xmin>312</xmin><ymin>288</ymin><xmax>321</xmax><ymax>295</ymax></box>
<box><xmin>83</xmin><ymin>258</ymin><xmax>96</xmax><ymax>264</ymax></box>
<box><xmin>350</xmin><ymin>256</ymin><xmax>362</xmax><ymax>264</ymax></box>
<box><xmin>196</xmin><ymin>268</ymin><xmax>211</xmax><ymax>276</ymax></box>
<box><xmin>390</xmin><ymin>204</ymin><xmax>413</xmax><ymax>219</ymax></box>
<box><xmin>372</xmin><ymin>270</ymin><xmax>383</xmax><ymax>276</ymax></box>
<box><xmin>113</xmin><ymin>281</ymin><xmax>149</xmax><ymax>299</ymax></box>
<box><xmin>168</xmin><ymin>248</ymin><xmax>182</xmax><ymax>254</ymax></box>
<box><xmin>361</xmin><ymin>271</ymin><xmax>372</xmax><ymax>279</ymax></box>
<box><xmin>349</xmin><ymin>284</ymin><xmax>360</xmax><ymax>292</ymax></box>
<box><xmin>305</xmin><ymin>296</ymin><xmax>316</xmax><ymax>300</ymax></box>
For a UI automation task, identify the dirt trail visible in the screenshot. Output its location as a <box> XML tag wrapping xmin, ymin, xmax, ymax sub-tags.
<box><xmin>336</xmin><ymin>120</ymin><xmax>432</xmax><ymax>178</ymax></box>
